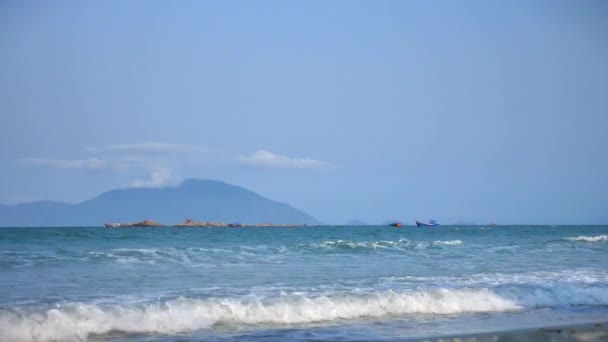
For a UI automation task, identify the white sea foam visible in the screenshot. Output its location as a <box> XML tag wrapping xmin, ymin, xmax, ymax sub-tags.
<box><xmin>2</xmin><ymin>283</ymin><xmax>608</xmax><ymax>342</ymax></box>
<box><xmin>565</xmin><ymin>235</ymin><xmax>607</xmax><ymax>242</ymax></box>
<box><xmin>312</xmin><ymin>239</ymin><xmax>407</xmax><ymax>251</ymax></box>
<box><xmin>382</xmin><ymin>269</ymin><xmax>608</xmax><ymax>288</ymax></box>
<box><xmin>432</xmin><ymin>240</ymin><xmax>462</xmax><ymax>246</ymax></box>
<box><xmin>89</xmin><ymin>246</ymin><xmax>284</xmax><ymax>266</ymax></box>
<box><xmin>0</xmin><ymin>288</ymin><xmax>516</xmax><ymax>341</ymax></box>
<box><xmin>310</xmin><ymin>238</ymin><xmax>462</xmax><ymax>251</ymax></box>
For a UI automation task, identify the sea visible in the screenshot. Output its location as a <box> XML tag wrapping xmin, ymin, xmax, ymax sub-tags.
<box><xmin>0</xmin><ymin>225</ymin><xmax>607</xmax><ymax>341</ymax></box>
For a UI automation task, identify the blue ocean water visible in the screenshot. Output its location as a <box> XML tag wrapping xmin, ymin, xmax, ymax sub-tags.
<box><xmin>0</xmin><ymin>225</ymin><xmax>607</xmax><ymax>341</ymax></box>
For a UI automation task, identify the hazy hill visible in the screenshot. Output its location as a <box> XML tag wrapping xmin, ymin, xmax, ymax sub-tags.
<box><xmin>0</xmin><ymin>179</ymin><xmax>320</xmax><ymax>226</ymax></box>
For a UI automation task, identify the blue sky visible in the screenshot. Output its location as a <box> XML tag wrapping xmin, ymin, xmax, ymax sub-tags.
<box><xmin>1</xmin><ymin>0</ymin><xmax>607</xmax><ymax>224</ymax></box>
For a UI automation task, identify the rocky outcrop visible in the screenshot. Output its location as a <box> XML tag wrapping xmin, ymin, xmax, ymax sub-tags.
<box><xmin>106</xmin><ymin>219</ymin><xmax>309</xmax><ymax>228</ymax></box>
<box><xmin>124</xmin><ymin>219</ymin><xmax>164</xmax><ymax>227</ymax></box>
<box><xmin>173</xmin><ymin>219</ymin><xmax>306</xmax><ymax>227</ymax></box>
<box><xmin>174</xmin><ymin>219</ymin><xmax>228</xmax><ymax>227</ymax></box>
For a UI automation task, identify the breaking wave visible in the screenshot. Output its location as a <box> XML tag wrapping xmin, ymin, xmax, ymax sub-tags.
<box><xmin>380</xmin><ymin>269</ymin><xmax>608</xmax><ymax>288</ymax></box>
<box><xmin>432</xmin><ymin>240</ymin><xmax>462</xmax><ymax>246</ymax></box>
<box><xmin>2</xmin><ymin>283</ymin><xmax>608</xmax><ymax>342</ymax></box>
<box><xmin>303</xmin><ymin>239</ymin><xmax>463</xmax><ymax>252</ymax></box>
<box><xmin>564</xmin><ymin>235</ymin><xmax>607</xmax><ymax>242</ymax></box>
<box><xmin>0</xmin><ymin>289</ymin><xmax>515</xmax><ymax>341</ymax></box>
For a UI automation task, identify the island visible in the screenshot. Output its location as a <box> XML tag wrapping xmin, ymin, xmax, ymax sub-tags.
<box><xmin>105</xmin><ymin>219</ymin><xmax>307</xmax><ymax>228</ymax></box>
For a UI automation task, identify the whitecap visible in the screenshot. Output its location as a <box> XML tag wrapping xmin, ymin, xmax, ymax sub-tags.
<box><xmin>564</xmin><ymin>235</ymin><xmax>607</xmax><ymax>242</ymax></box>
<box><xmin>304</xmin><ymin>238</ymin><xmax>463</xmax><ymax>252</ymax></box>
<box><xmin>432</xmin><ymin>240</ymin><xmax>463</xmax><ymax>246</ymax></box>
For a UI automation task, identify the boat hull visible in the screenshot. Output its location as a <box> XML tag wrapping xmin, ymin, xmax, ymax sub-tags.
<box><xmin>416</xmin><ymin>220</ymin><xmax>439</xmax><ymax>227</ymax></box>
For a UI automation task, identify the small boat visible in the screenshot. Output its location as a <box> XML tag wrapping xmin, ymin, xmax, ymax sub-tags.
<box><xmin>228</xmin><ymin>223</ymin><xmax>243</xmax><ymax>227</ymax></box>
<box><xmin>388</xmin><ymin>222</ymin><xmax>403</xmax><ymax>227</ymax></box>
<box><xmin>416</xmin><ymin>220</ymin><xmax>439</xmax><ymax>227</ymax></box>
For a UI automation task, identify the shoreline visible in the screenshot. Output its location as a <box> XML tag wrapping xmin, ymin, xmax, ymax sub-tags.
<box><xmin>422</xmin><ymin>321</ymin><xmax>608</xmax><ymax>341</ymax></box>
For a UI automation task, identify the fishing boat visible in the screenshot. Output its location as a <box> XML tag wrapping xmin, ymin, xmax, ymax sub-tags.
<box><xmin>416</xmin><ymin>220</ymin><xmax>439</xmax><ymax>227</ymax></box>
<box><xmin>388</xmin><ymin>222</ymin><xmax>403</xmax><ymax>227</ymax></box>
<box><xmin>228</xmin><ymin>223</ymin><xmax>243</xmax><ymax>227</ymax></box>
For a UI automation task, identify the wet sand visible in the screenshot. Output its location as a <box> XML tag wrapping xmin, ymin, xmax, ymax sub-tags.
<box><xmin>425</xmin><ymin>322</ymin><xmax>608</xmax><ymax>341</ymax></box>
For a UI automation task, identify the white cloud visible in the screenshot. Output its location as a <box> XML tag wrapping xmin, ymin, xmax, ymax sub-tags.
<box><xmin>17</xmin><ymin>158</ymin><xmax>129</xmax><ymax>172</ymax></box>
<box><xmin>129</xmin><ymin>168</ymin><xmax>180</xmax><ymax>188</ymax></box>
<box><xmin>18</xmin><ymin>145</ymin><xmax>332</xmax><ymax>184</ymax></box>
<box><xmin>85</xmin><ymin>142</ymin><xmax>207</xmax><ymax>155</ymax></box>
<box><xmin>17</xmin><ymin>142</ymin><xmax>206</xmax><ymax>189</ymax></box>
<box><xmin>18</xmin><ymin>142</ymin><xmax>209</xmax><ymax>173</ymax></box>
<box><xmin>235</xmin><ymin>150</ymin><xmax>335</xmax><ymax>171</ymax></box>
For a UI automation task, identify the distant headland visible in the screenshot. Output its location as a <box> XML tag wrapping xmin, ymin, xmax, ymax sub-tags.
<box><xmin>0</xmin><ymin>179</ymin><xmax>320</xmax><ymax>227</ymax></box>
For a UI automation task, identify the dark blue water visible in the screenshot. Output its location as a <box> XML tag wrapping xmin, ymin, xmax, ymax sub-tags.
<box><xmin>1</xmin><ymin>225</ymin><xmax>607</xmax><ymax>341</ymax></box>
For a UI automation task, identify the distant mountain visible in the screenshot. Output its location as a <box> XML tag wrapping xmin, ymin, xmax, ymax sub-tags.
<box><xmin>0</xmin><ymin>179</ymin><xmax>321</xmax><ymax>227</ymax></box>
